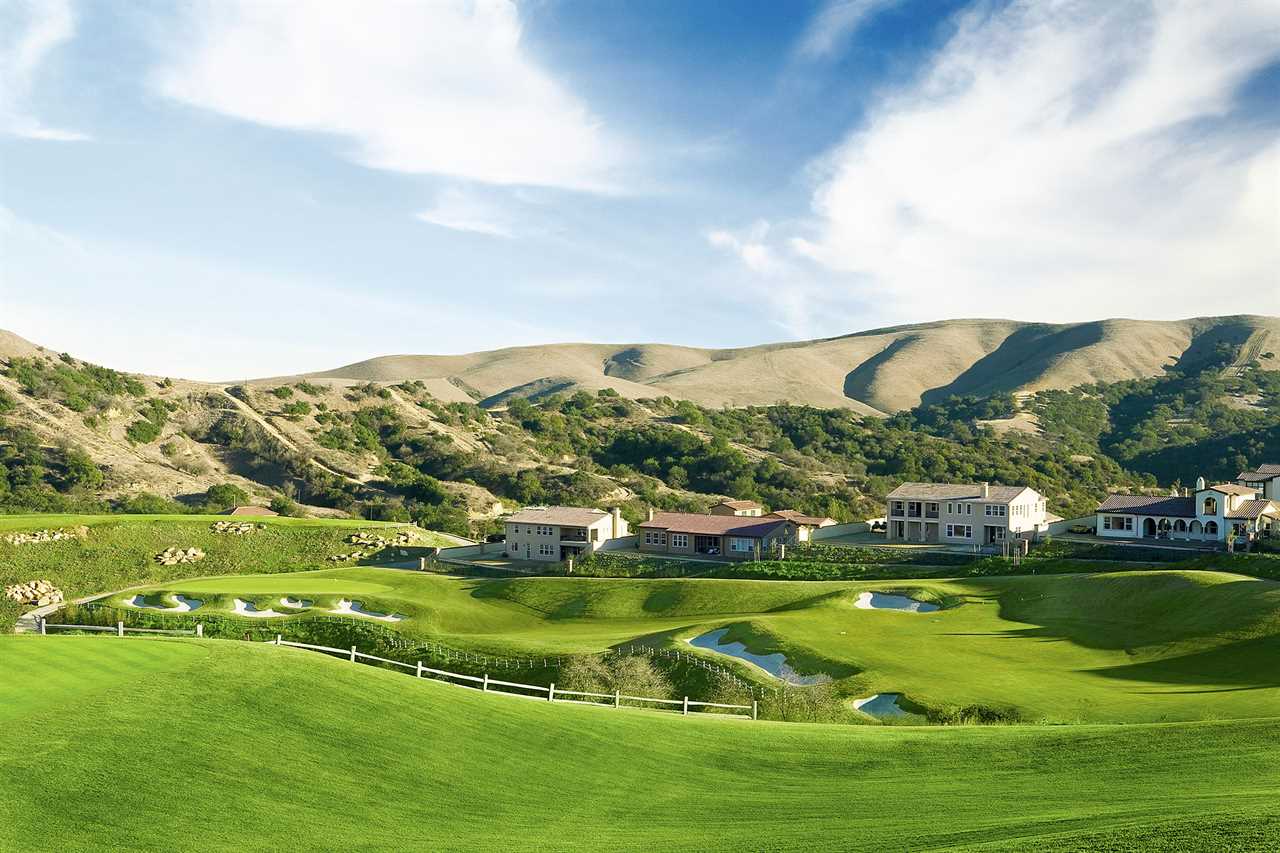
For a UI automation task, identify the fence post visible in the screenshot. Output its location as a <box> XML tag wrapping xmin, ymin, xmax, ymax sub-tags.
<box><xmin>350</xmin><ymin>645</ymin><xmax>357</xmax><ymax>663</ymax></box>
<box><xmin>117</xmin><ymin>621</ymin><xmax>124</xmax><ymax>637</ymax></box>
<box><xmin>39</xmin><ymin>617</ymin><xmax>46</xmax><ymax>636</ymax></box>
<box><xmin>683</xmin><ymin>696</ymin><xmax>689</xmax><ymax>716</ymax></box>
<box><xmin>275</xmin><ymin>634</ymin><xmax>281</xmax><ymax>646</ymax></box>
<box><xmin>416</xmin><ymin>661</ymin><xmax>423</xmax><ymax>678</ymax></box>
<box><xmin>614</xmin><ymin>688</ymin><xmax>620</xmax><ymax>709</ymax></box>
<box><xmin>196</xmin><ymin>623</ymin><xmax>203</xmax><ymax>638</ymax></box>
<box><xmin>482</xmin><ymin>673</ymin><xmax>489</xmax><ymax>692</ymax></box>
<box><xmin>548</xmin><ymin>682</ymin><xmax>555</xmax><ymax>702</ymax></box>
<box><xmin>752</xmin><ymin>700</ymin><xmax>758</xmax><ymax>721</ymax></box>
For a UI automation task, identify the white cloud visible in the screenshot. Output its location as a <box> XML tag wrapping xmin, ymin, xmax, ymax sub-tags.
<box><xmin>795</xmin><ymin>0</ymin><xmax>900</xmax><ymax>61</ymax></box>
<box><xmin>707</xmin><ymin>220</ymin><xmax>783</xmax><ymax>275</ymax></box>
<box><xmin>154</xmin><ymin>0</ymin><xmax>626</xmax><ymax>191</ymax></box>
<box><xmin>795</xmin><ymin>0</ymin><xmax>1280</xmax><ymax>321</ymax></box>
<box><xmin>0</xmin><ymin>0</ymin><xmax>89</xmax><ymax>140</ymax></box>
<box><xmin>416</xmin><ymin>188</ymin><xmax>515</xmax><ymax>238</ymax></box>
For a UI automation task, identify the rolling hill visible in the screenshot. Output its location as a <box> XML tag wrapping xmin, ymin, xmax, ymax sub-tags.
<box><xmin>297</xmin><ymin>315</ymin><xmax>1280</xmax><ymax>413</ymax></box>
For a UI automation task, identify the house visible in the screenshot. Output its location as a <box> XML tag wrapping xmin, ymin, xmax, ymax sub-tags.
<box><xmin>885</xmin><ymin>482</ymin><xmax>1053</xmax><ymax>545</ymax></box>
<box><xmin>226</xmin><ymin>505</ymin><xmax>279</xmax><ymax>517</ymax></box>
<box><xmin>1237</xmin><ymin>464</ymin><xmax>1280</xmax><ymax>500</ymax></box>
<box><xmin>709</xmin><ymin>499</ymin><xmax>765</xmax><ymax>517</ymax></box>
<box><xmin>504</xmin><ymin>506</ymin><xmax>628</xmax><ymax>562</ymax></box>
<box><xmin>1096</xmin><ymin>477</ymin><xmax>1278</xmax><ymax>543</ymax></box>
<box><xmin>638</xmin><ymin>510</ymin><xmax>795</xmax><ymax>560</ymax></box>
<box><xmin>764</xmin><ymin>509</ymin><xmax>836</xmax><ymax>542</ymax></box>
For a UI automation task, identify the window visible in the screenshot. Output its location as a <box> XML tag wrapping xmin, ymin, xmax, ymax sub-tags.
<box><xmin>643</xmin><ymin>531</ymin><xmax>668</xmax><ymax>546</ymax></box>
<box><xmin>964</xmin><ymin>503</ymin><xmax>973</xmax><ymax>515</ymax></box>
<box><xmin>538</xmin><ymin>544</ymin><xmax>555</xmax><ymax>556</ymax></box>
<box><xmin>535</xmin><ymin>525</ymin><xmax>554</xmax><ymax>536</ymax></box>
<box><xmin>671</xmin><ymin>533</ymin><xmax>689</xmax><ymax>549</ymax></box>
<box><xmin>729</xmin><ymin>537</ymin><xmax>753</xmax><ymax>552</ymax></box>
<box><xmin>984</xmin><ymin>505</ymin><xmax>1007</xmax><ymax>517</ymax></box>
<box><xmin>993</xmin><ymin>527</ymin><xmax>1006</xmax><ymax>540</ymax></box>
<box><xmin>1205</xmin><ymin>521</ymin><xmax>1219</xmax><ymax>536</ymax></box>
<box><xmin>1203</xmin><ymin>496</ymin><xmax>1218</xmax><ymax>516</ymax></box>
<box><xmin>1104</xmin><ymin>515</ymin><xmax>1133</xmax><ymax>531</ymax></box>
<box><xmin>890</xmin><ymin>501</ymin><xmax>905</xmax><ymax>516</ymax></box>
<box><xmin>945</xmin><ymin>524</ymin><xmax>972</xmax><ymax>539</ymax></box>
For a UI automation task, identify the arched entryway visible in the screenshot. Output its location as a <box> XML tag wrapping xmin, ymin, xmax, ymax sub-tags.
<box><xmin>1205</xmin><ymin>520</ymin><xmax>1219</xmax><ymax>538</ymax></box>
<box><xmin>1174</xmin><ymin>519</ymin><xmax>1187</xmax><ymax>533</ymax></box>
<box><xmin>1190</xmin><ymin>520</ymin><xmax>1203</xmax><ymax>537</ymax></box>
<box><xmin>1143</xmin><ymin>518</ymin><xmax>1157</xmax><ymax>538</ymax></box>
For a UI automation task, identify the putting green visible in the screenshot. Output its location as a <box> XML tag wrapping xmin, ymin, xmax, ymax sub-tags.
<box><xmin>1</xmin><ymin>637</ymin><xmax>1277</xmax><ymax>852</ymax></box>
<box><xmin>116</xmin><ymin>567</ymin><xmax>1280</xmax><ymax>723</ymax></box>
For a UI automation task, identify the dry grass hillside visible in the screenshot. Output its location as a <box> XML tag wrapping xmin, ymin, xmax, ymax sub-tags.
<box><xmin>295</xmin><ymin>316</ymin><xmax>1280</xmax><ymax>413</ymax></box>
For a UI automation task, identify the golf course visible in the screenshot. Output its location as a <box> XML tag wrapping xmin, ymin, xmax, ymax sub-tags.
<box><xmin>106</xmin><ymin>566</ymin><xmax>1280</xmax><ymax>723</ymax></box>
<box><xmin>2</xmin><ymin>635</ymin><xmax>1277</xmax><ymax>851</ymax></box>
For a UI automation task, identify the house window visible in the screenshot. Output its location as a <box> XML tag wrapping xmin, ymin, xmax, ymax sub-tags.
<box><xmin>1203</xmin><ymin>497</ymin><xmax>1218</xmax><ymax>516</ymax></box>
<box><xmin>535</xmin><ymin>525</ymin><xmax>554</xmax><ymax>536</ymax></box>
<box><xmin>945</xmin><ymin>524</ymin><xmax>971</xmax><ymax>539</ymax></box>
<box><xmin>538</xmin><ymin>544</ymin><xmax>555</xmax><ymax>556</ymax></box>
<box><xmin>992</xmin><ymin>527</ymin><xmax>1006</xmax><ymax>540</ymax></box>
<box><xmin>891</xmin><ymin>501</ymin><xmax>905</xmax><ymax>516</ymax></box>
<box><xmin>671</xmin><ymin>533</ymin><xmax>689</xmax><ymax>549</ymax></box>
<box><xmin>643</xmin><ymin>531</ymin><xmax>668</xmax><ymax>546</ymax></box>
<box><xmin>1205</xmin><ymin>521</ymin><xmax>1219</xmax><ymax>536</ymax></box>
<box><xmin>984</xmin><ymin>505</ymin><xmax>1007</xmax><ymax>517</ymax></box>
<box><xmin>965</xmin><ymin>503</ymin><xmax>972</xmax><ymax>515</ymax></box>
<box><xmin>729</xmin><ymin>537</ymin><xmax>753</xmax><ymax>552</ymax></box>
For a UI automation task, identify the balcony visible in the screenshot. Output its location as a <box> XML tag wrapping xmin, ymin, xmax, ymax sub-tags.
<box><xmin>925</xmin><ymin>510</ymin><xmax>939</xmax><ymax>519</ymax></box>
<box><xmin>560</xmin><ymin>528</ymin><xmax>588</xmax><ymax>543</ymax></box>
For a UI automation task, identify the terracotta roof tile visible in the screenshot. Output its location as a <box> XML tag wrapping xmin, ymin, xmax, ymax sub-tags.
<box><xmin>639</xmin><ymin>512</ymin><xmax>789</xmax><ymax>537</ymax></box>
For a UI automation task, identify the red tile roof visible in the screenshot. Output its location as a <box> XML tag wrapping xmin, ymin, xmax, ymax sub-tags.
<box><xmin>639</xmin><ymin>512</ymin><xmax>789</xmax><ymax>537</ymax></box>
<box><xmin>767</xmin><ymin>510</ymin><xmax>835</xmax><ymax>526</ymax></box>
<box><xmin>1096</xmin><ymin>495</ymin><xmax>1195</xmax><ymax>517</ymax></box>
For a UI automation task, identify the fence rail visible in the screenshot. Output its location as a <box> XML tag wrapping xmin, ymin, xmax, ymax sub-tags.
<box><xmin>38</xmin><ymin>618</ymin><xmax>200</xmax><ymax>638</ymax></box>
<box><xmin>272</xmin><ymin>637</ymin><xmax>757</xmax><ymax>720</ymax></box>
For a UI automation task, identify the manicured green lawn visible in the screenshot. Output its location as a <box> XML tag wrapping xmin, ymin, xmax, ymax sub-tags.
<box><xmin>118</xmin><ymin>567</ymin><xmax>1280</xmax><ymax>723</ymax></box>
<box><xmin>0</xmin><ymin>514</ymin><xmax>452</xmax><ymax>631</ymax></box>
<box><xmin>0</xmin><ymin>636</ymin><xmax>1276</xmax><ymax>852</ymax></box>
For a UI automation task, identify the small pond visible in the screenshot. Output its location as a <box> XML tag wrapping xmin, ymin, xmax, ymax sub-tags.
<box><xmin>852</xmin><ymin>693</ymin><xmax>907</xmax><ymax>717</ymax></box>
<box><xmin>689</xmin><ymin>628</ymin><xmax>829</xmax><ymax>686</ymax></box>
<box><xmin>855</xmin><ymin>592</ymin><xmax>939</xmax><ymax>613</ymax></box>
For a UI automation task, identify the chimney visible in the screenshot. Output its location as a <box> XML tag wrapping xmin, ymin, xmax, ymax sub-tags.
<box><xmin>646</xmin><ymin>506</ymin><xmax>654</xmax><ymax>522</ymax></box>
<box><xmin>981</xmin><ymin>482</ymin><xmax>990</xmax><ymax>499</ymax></box>
<box><xmin>1195</xmin><ymin>476</ymin><xmax>1205</xmax><ymax>492</ymax></box>
<box><xmin>611</xmin><ymin>507</ymin><xmax>621</xmax><ymax>538</ymax></box>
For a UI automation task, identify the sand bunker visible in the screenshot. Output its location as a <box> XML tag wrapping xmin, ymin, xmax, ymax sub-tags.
<box><xmin>232</xmin><ymin>598</ymin><xmax>288</xmax><ymax>618</ymax></box>
<box><xmin>329</xmin><ymin>598</ymin><xmax>405</xmax><ymax>622</ymax></box>
<box><xmin>854</xmin><ymin>592</ymin><xmax>940</xmax><ymax>613</ymax></box>
<box><xmin>124</xmin><ymin>594</ymin><xmax>202</xmax><ymax>613</ymax></box>
<box><xmin>853</xmin><ymin>693</ymin><xmax>907</xmax><ymax>717</ymax></box>
<box><xmin>279</xmin><ymin>597</ymin><xmax>313</xmax><ymax>609</ymax></box>
<box><xmin>689</xmin><ymin>628</ymin><xmax>829</xmax><ymax>686</ymax></box>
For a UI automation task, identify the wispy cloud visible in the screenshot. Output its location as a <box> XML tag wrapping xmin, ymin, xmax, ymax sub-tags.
<box><xmin>0</xmin><ymin>0</ymin><xmax>89</xmax><ymax>140</ymax></box>
<box><xmin>794</xmin><ymin>0</ymin><xmax>900</xmax><ymax>61</ymax></box>
<box><xmin>153</xmin><ymin>0</ymin><xmax>628</xmax><ymax>192</ymax></box>
<box><xmin>416</xmin><ymin>188</ymin><xmax>516</xmax><ymax>238</ymax></box>
<box><xmin>793</xmin><ymin>0</ymin><xmax>1280</xmax><ymax>321</ymax></box>
<box><xmin>707</xmin><ymin>220</ymin><xmax>784</xmax><ymax>275</ymax></box>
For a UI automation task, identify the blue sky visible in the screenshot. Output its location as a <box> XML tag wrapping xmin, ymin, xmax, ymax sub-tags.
<box><xmin>1</xmin><ymin>0</ymin><xmax>1277</xmax><ymax>380</ymax></box>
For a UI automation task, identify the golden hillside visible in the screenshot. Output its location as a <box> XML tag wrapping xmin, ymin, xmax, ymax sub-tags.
<box><xmin>299</xmin><ymin>316</ymin><xmax>1280</xmax><ymax>413</ymax></box>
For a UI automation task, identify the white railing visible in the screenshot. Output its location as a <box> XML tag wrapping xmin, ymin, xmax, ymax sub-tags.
<box><xmin>36</xmin><ymin>618</ymin><xmax>202</xmax><ymax>638</ymax></box>
<box><xmin>271</xmin><ymin>637</ymin><xmax>758</xmax><ymax>720</ymax></box>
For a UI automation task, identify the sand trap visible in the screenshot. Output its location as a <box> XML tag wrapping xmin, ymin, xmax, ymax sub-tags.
<box><xmin>279</xmin><ymin>597</ymin><xmax>313</xmax><ymax>609</ymax></box>
<box><xmin>124</xmin><ymin>593</ymin><xmax>202</xmax><ymax>613</ymax></box>
<box><xmin>853</xmin><ymin>693</ymin><xmax>907</xmax><ymax>717</ymax></box>
<box><xmin>232</xmin><ymin>598</ymin><xmax>288</xmax><ymax>618</ymax></box>
<box><xmin>855</xmin><ymin>592</ymin><xmax>940</xmax><ymax>613</ymax></box>
<box><xmin>329</xmin><ymin>598</ymin><xmax>404</xmax><ymax>622</ymax></box>
<box><xmin>689</xmin><ymin>628</ymin><xmax>829</xmax><ymax>686</ymax></box>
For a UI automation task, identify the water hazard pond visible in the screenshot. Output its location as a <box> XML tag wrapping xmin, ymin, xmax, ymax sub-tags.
<box><xmin>688</xmin><ymin>628</ymin><xmax>830</xmax><ymax>686</ymax></box>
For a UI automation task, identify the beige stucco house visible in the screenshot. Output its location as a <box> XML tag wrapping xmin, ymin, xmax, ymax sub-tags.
<box><xmin>709</xmin><ymin>499</ymin><xmax>765</xmax><ymax>517</ymax></box>
<box><xmin>764</xmin><ymin>509</ymin><xmax>836</xmax><ymax>542</ymax></box>
<box><xmin>638</xmin><ymin>510</ymin><xmax>795</xmax><ymax>560</ymax></box>
<box><xmin>885</xmin><ymin>482</ymin><xmax>1053</xmax><ymax>545</ymax></box>
<box><xmin>504</xmin><ymin>506</ymin><xmax>628</xmax><ymax>562</ymax></box>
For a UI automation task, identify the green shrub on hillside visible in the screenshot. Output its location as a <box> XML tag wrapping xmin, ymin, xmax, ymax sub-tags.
<box><xmin>270</xmin><ymin>386</ymin><xmax>294</xmax><ymax>399</ymax></box>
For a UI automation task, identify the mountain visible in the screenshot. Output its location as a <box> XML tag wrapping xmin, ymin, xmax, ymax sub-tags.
<box><xmin>297</xmin><ymin>316</ymin><xmax>1280</xmax><ymax>414</ymax></box>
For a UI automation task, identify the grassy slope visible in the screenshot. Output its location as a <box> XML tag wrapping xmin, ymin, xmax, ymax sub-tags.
<box><xmin>118</xmin><ymin>568</ymin><xmax>1280</xmax><ymax>723</ymax></box>
<box><xmin>0</xmin><ymin>514</ymin><xmax>449</xmax><ymax>630</ymax></box>
<box><xmin>1</xmin><ymin>636</ymin><xmax>1277</xmax><ymax>853</ymax></box>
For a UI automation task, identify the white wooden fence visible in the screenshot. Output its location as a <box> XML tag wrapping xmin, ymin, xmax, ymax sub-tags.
<box><xmin>271</xmin><ymin>636</ymin><xmax>758</xmax><ymax>720</ymax></box>
<box><xmin>36</xmin><ymin>617</ymin><xmax>202</xmax><ymax>638</ymax></box>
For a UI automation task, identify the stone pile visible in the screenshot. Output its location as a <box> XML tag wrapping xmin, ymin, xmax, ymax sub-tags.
<box><xmin>211</xmin><ymin>521</ymin><xmax>265</xmax><ymax>535</ymax></box>
<box><xmin>155</xmin><ymin>547</ymin><xmax>206</xmax><ymax>565</ymax></box>
<box><xmin>327</xmin><ymin>529</ymin><xmax>420</xmax><ymax>562</ymax></box>
<box><xmin>4</xmin><ymin>579</ymin><xmax>64</xmax><ymax>607</ymax></box>
<box><xmin>4</xmin><ymin>526</ymin><xmax>88</xmax><ymax>546</ymax></box>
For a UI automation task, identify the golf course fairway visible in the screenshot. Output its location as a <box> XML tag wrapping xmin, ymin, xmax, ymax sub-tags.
<box><xmin>1</xmin><ymin>636</ymin><xmax>1277</xmax><ymax>852</ymax></box>
<box><xmin>115</xmin><ymin>567</ymin><xmax>1280</xmax><ymax>722</ymax></box>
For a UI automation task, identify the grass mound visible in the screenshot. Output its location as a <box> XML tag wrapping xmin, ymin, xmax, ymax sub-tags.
<box><xmin>0</xmin><ymin>514</ymin><xmax>448</xmax><ymax>631</ymax></box>
<box><xmin>1</xmin><ymin>636</ymin><xmax>1277</xmax><ymax>852</ymax></box>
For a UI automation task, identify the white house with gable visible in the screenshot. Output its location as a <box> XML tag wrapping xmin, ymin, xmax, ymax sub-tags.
<box><xmin>1096</xmin><ymin>475</ymin><xmax>1279</xmax><ymax>544</ymax></box>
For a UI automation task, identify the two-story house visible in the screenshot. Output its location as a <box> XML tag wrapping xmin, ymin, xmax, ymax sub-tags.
<box><xmin>1237</xmin><ymin>464</ymin><xmax>1280</xmax><ymax>500</ymax></box>
<box><xmin>885</xmin><ymin>482</ymin><xmax>1052</xmax><ymax>545</ymax></box>
<box><xmin>504</xmin><ymin>506</ymin><xmax>628</xmax><ymax>562</ymax></box>
<box><xmin>1096</xmin><ymin>476</ymin><xmax>1278</xmax><ymax>543</ymax></box>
